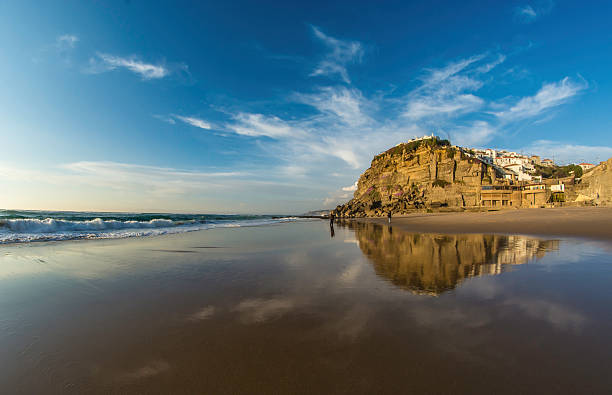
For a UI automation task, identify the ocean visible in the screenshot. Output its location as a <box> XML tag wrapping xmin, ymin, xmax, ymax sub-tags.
<box><xmin>0</xmin><ymin>209</ymin><xmax>299</xmax><ymax>244</ymax></box>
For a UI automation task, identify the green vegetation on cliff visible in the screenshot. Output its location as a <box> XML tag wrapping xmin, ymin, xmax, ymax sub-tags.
<box><xmin>372</xmin><ymin>137</ymin><xmax>450</xmax><ymax>162</ymax></box>
<box><xmin>535</xmin><ymin>164</ymin><xmax>583</xmax><ymax>178</ymax></box>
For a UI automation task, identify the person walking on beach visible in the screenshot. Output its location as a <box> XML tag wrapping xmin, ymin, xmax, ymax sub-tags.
<box><xmin>387</xmin><ymin>210</ymin><xmax>392</xmax><ymax>224</ymax></box>
<box><xmin>329</xmin><ymin>211</ymin><xmax>335</xmax><ymax>226</ymax></box>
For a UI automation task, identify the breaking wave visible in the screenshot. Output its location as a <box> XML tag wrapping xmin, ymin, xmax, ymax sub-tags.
<box><xmin>0</xmin><ymin>210</ymin><xmax>301</xmax><ymax>244</ymax></box>
<box><xmin>1</xmin><ymin>218</ymin><xmax>179</xmax><ymax>233</ymax></box>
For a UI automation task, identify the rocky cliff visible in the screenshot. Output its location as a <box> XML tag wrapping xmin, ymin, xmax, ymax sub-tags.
<box><xmin>335</xmin><ymin>138</ymin><xmax>500</xmax><ymax>217</ymax></box>
<box><xmin>576</xmin><ymin>157</ymin><xmax>612</xmax><ymax>205</ymax></box>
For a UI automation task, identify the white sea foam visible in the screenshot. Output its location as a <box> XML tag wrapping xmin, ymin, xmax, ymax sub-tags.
<box><xmin>1</xmin><ymin>218</ymin><xmax>177</xmax><ymax>233</ymax></box>
<box><xmin>0</xmin><ymin>216</ymin><xmax>304</xmax><ymax>244</ymax></box>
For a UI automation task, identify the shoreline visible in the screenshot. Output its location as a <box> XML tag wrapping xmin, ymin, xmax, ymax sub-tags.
<box><xmin>0</xmin><ymin>215</ymin><xmax>308</xmax><ymax>245</ymax></box>
<box><xmin>352</xmin><ymin>207</ymin><xmax>612</xmax><ymax>242</ymax></box>
<box><xmin>4</xmin><ymin>207</ymin><xmax>612</xmax><ymax>246</ymax></box>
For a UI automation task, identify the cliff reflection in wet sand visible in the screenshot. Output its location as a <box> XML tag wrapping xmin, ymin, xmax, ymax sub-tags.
<box><xmin>4</xmin><ymin>221</ymin><xmax>612</xmax><ymax>393</ymax></box>
<box><xmin>343</xmin><ymin>221</ymin><xmax>559</xmax><ymax>295</ymax></box>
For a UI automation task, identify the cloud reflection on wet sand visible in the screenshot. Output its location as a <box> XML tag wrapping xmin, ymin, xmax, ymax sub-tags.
<box><xmin>233</xmin><ymin>298</ymin><xmax>296</xmax><ymax>323</ymax></box>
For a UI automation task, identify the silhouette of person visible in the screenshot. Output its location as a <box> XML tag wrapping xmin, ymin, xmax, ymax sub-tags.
<box><xmin>329</xmin><ymin>211</ymin><xmax>335</xmax><ymax>226</ymax></box>
<box><xmin>387</xmin><ymin>211</ymin><xmax>392</xmax><ymax>223</ymax></box>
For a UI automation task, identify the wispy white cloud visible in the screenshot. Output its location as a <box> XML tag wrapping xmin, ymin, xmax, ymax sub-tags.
<box><xmin>280</xmin><ymin>165</ymin><xmax>309</xmax><ymax>177</ymax></box>
<box><xmin>88</xmin><ymin>53</ymin><xmax>169</xmax><ymax>79</ymax></box>
<box><xmin>59</xmin><ymin>161</ymin><xmax>244</xmax><ymax>195</ymax></box>
<box><xmin>217</xmin><ymin>84</ymin><xmax>418</xmax><ymax>195</ymax></box>
<box><xmin>494</xmin><ymin>77</ymin><xmax>587</xmax><ymax>121</ymax></box>
<box><xmin>322</xmin><ymin>197</ymin><xmax>337</xmax><ymax>206</ymax></box>
<box><xmin>322</xmin><ymin>146</ymin><xmax>362</xmax><ymax>168</ymax></box>
<box><xmin>405</xmin><ymin>94</ymin><xmax>484</xmax><ymax>120</ymax></box>
<box><xmin>516</xmin><ymin>5</ymin><xmax>537</xmax><ymax>21</ymax></box>
<box><xmin>56</xmin><ymin>34</ymin><xmax>78</xmax><ymax>49</ymax></box>
<box><xmin>420</xmin><ymin>55</ymin><xmax>485</xmax><ymax>87</ymax></box>
<box><xmin>0</xmin><ymin>160</ymin><xmax>336</xmax><ymax>213</ymax></box>
<box><xmin>163</xmin><ymin>52</ymin><xmax>524</xmax><ymax>201</ymax></box>
<box><xmin>211</xmin><ymin>51</ymin><xmax>591</xmax><ymax>208</ymax></box>
<box><xmin>310</xmin><ymin>26</ymin><xmax>363</xmax><ymax>84</ymax></box>
<box><xmin>476</xmin><ymin>54</ymin><xmax>506</xmax><ymax>74</ymax></box>
<box><xmin>294</xmin><ymin>86</ymin><xmax>372</xmax><ymax>126</ymax></box>
<box><xmin>35</xmin><ymin>34</ymin><xmax>79</xmax><ymax>65</ymax></box>
<box><xmin>153</xmin><ymin>114</ymin><xmax>176</xmax><ymax>124</ymax></box>
<box><xmin>228</xmin><ymin>113</ymin><xmax>301</xmax><ymax>138</ymax></box>
<box><xmin>155</xmin><ymin>114</ymin><xmax>213</xmax><ymax>129</ymax></box>
<box><xmin>174</xmin><ymin>115</ymin><xmax>211</xmax><ymax>130</ymax></box>
<box><xmin>342</xmin><ymin>181</ymin><xmax>358</xmax><ymax>192</ymax></box>
<box><xmin>43</xmin><ymin>37</ymin><xmax>189</xmax><ymax>82</ymax></box>
<box><xmin>450</xmin><ymin>121</ymin><xmax>497</xmax><ymax>147</ymax></box>
<box><xmin>61</xmin><ymin>161</ymin><xmax>241</xmax><ymax>178</ymax></box>
<box><xmin>220</xmin><ymin>94</ymin><xmax>410</xmax><ymax>174</ymax></box>
<box><xmin>402</xmin><ymin>54</ymin><xmax>502</xmax><ymax>120</ymax></box>
<box><xmin>516</xmin><ymin>140</ymin><xmax>612</xmax><ymax>165</ymax></box>
<box><xmin>515</xmin><ymin>1</ymin><xmax>555</xmax><ymax>23</ymax></box>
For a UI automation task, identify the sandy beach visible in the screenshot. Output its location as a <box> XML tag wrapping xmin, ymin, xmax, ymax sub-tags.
<box><xmin>2</xmin><ymin>219</ymin><xmax>612</xmax><ymax>393</ymax></box>
<box><xmin>362</xmin><ymin>207</ymin><xmax>612</xmax><ymax>241</ymax></box>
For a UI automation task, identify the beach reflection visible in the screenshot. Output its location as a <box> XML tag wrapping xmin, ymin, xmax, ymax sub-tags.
<box><xmin>340</xmin><ymin>221</ymin><xmax>559</xmax><ymax>295</ymax></box>
<box><xmin>3</xmin><ymin>221</ymin><xmax>612</xmax><ymax>394</ymax></box>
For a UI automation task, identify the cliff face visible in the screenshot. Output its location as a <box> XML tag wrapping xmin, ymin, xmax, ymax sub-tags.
<box><xmin>576</xmin><ymin>158</ymin><xmax>612</xmax><ymax>205</ymax></box>
<box><xmin>335</xmin><ymin>139</ymin><xmax>499</xmax><ymax>217</ymax></box>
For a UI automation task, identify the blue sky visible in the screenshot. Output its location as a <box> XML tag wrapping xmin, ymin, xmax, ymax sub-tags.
<box><xmin>1</xmin><ymin>0</ymin><xmax>612</xmax><ymax>213</ymax></box>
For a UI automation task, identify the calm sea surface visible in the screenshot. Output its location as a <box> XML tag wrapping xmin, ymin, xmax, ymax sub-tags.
<box><xmin>1</xmin><ymin>220</ymin><xmax>612</xmax><ymax>393</ymax></box>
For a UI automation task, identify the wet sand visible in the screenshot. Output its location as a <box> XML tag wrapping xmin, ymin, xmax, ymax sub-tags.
<box><xmin>367</xmin><ymin>207</ymin><xmax>612</xmax><ymax>241</ymax></box>
<box><xmin>2</xmin><ymin>220</ymin><xmax>612</xmax><ymax>394</ymax></box>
